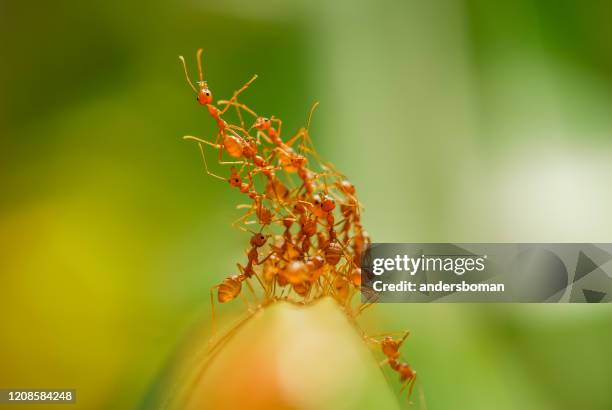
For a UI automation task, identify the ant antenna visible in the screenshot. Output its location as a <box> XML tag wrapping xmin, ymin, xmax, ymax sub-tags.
<box><xmin>399</xmin><ymin>331</ymin><xmax>410</xmax><ymax>347</ymax></box>
<box><xmin>196</xmin><ymin>48</ymin><xmax>205</xmax><ymax>85</ymax></box>
<box><xmin>178</xmin><ymin>55</ymin><xmax>198</xmax><ymax>93</ymax></box>
<box><xmin>245</xmin><ymin>227</ymin><xmax>258</xmax><ymax>236</ymax></box>
<box><xmin>307</xmin><ymin>101</ymin><xmax>320</xmax><ymax>130</ymax></box>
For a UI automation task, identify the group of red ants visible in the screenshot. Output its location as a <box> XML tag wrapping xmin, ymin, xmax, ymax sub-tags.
<box><xmin>179</xmin><ymin>49</ymin><xmax>417</xmax><ymax>401</ymax></box>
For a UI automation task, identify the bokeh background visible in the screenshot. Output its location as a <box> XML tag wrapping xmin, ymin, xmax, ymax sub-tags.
<box><xmin>2</xmin><ymin>0</ymin><xmax>612</xmax><ymax>409</ymax></box>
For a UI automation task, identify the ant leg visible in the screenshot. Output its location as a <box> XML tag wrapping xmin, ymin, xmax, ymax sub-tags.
<box><xmin>355</xmin><ymin>299</ymin><xmax>377</xmax><ymax>317</ymax></box>
<box><xmin>196</xmin><ymin>143</ymin><xmax>226</xmax><ymax>181</ymax></box>
<box><xmin>238</xmin><ymin>289</ymin><xmax>255</xmax><ymax>312</ymax></box>
<box><xmin>257</xmin><ymin>130</ymin><xmax>272</xmax><ymax>145</ymax></box>
<box><xmin>184</xmin><ymin>135</ymin><xmax>220</xmax><ymax>148</ymax></box>
<box><xmin>214</xmin><ymin>130</ymin><xmax>223</xmax><ymax>146</ymax></box>
<box><xmin>233</xmin><ymin>99</ymin><xmax>246</xmax><ymax>130</ymax></box>
<box><xmin>220</xmin><ymin>160</ymin><xmax>248</xmax><ymax>166</ymax></box>
<box><xmin>398</xmin><ymin>331</ymin><xmax>411</xmax><ymax>347</ymax></box>
<box><xmin>217</xmin><ymin>100</ymin><xmax>258</xmax><ymax>118</ymax></box>
<box><xmin>374</xmin><ymin>358</ymin><xmax>393</xmax><ymax>386</ymax></box>
<box><xmin>278</xmin><ymin>283</ymin><xmax>288</xmax><ymax>299</ymax></box>
<box><xmin>285</xmin><ymin>128</ymin><xmax>306</xmax><ymax>148</ymax></box>
<box><xmin>247</xmin><ymin>275</ymin><xmax>268</xmax><ymax>299</ymax></box>
<box><xmin>400</xmin><ymin>376</ymin><xmax>417</xmax><ymax>401</ymax></box>
<box><xmin>215</xmin><ymin>141</ymin><xmax>248</xmax><ymax>167</ymax></box>
<box><xmin>220</xmin><ymin>74</ymin><xmax>258</xmax><ymax>115</ymax></box>
<box><xmin>271</xmin><ymin>117</ymin><xmax>283</xmax><ymax>139</ymax></box>
<box><xmin>320</xmin><ymin>273</ymin><xmax>335</xmax><ymax>295</ymax></box>
<box><xmin>257</xmin><ymin>251</ymin><xmax>275</xmax><ymax>265</ymax></box>
<box><xmin>232</xmin><ymin>208</ymin><xmax>256</xmax><ymax>232</ymax></box>
<box><xmin>272</xmin><ymin>278</ymin><xmax>277</xmax><ymax>300</ymax></box>
<box><xmin>227</xmin><ymin>124</ymin><xmax>251</xmax><ymax>136</ymax></box>
<box><xmin>209</xmin><ymin>286</ymin><xmax>219</xmax><ymax>342</ymax></box>
<box><xmin>217</xmin><ymin>137</ymin><xmax>225</xmax><ymax>164</ymax></box>
<box><xmin>289</xmin><ymin>130</ymin><xmax>324</xmax><ymax>164</ymax></box>
<box><xmin>334</xmin><ymin>217</ymin><xmax>347</xmax><ymax>228</ymax></box>
<box><xmin>183</xmin><ymin>136</ymin><xmax>226</xmax><ymax>181</ymax></box>
<box><xmin>365</xmin><ymin>329</ymin><xmax>412</xmax><ymax>345</ymax></box>
<box><xmin>235</xmin><ymin>267</ymin><xmax>259</xmax><ymax>306</ymax></box>
<box><xmin>286</xmin><ymin>102</ymin><xmax>321</xmax><ymax>155</ymax></box>
<box><xmin>366</xmin><ymin>330</ymin><xmax>411</xmax><ymax>340</ymax></box>
<box><xmin>362</xmin><ymin>334</ymin><xmax>383</xmax><ymax>348</ymax></box>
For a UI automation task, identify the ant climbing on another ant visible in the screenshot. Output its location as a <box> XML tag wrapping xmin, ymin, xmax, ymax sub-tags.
<box><xmin>216</xmin><ymin>100</ymin><xmax>284</xmax><ymax>147</ymax></box>
<box><xmin>179</xmin><ymin>49</ymin><xmax>259</xmax><ymax>176</ymax></box>
<box><xmin>179</xmin><ymin>49</ymin><xmax>256</xmax><ymax>135</ymax></box>
<box><xmin>218</xmin><ymin>99</ymin><xmax>324</xmax><ymax>175</ymax></box>
<box><xmin>179</xmin><ymin>52</ymin><xmax>419</xmax><ymax>406</ymax></box>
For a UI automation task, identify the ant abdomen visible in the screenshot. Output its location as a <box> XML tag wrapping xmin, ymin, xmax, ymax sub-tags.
<box><xmin>217</xmin><ymin>276</ymin><xmax>242</xmax><ymax>303</ymax></box>
<box><xmin>325</xmin><ymin>241</ymin><xmax>343</xmax><ymax>265</ymax></box>
<box><xmin>223</xmin><ymin>134</ymin><xmax>244</xmax><ymax>158</ymax></box>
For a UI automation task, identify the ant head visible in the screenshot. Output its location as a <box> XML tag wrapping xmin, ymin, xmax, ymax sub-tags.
<box><xmin>254</xmin><ymin>117</ymin><xmax>272</xmax><ymax>130</ymax></box>
<box><xmin>291</xmin><ymin>155</ymin><xmax>307</xmax><ymax>168</ymax></box>
<box><xmin>179</xmin><ymin>49</ymin><xmax>213</xmax><ymax>105</ymax></box>
<box><xmin>250</xmin><ymin>232</ymin><xmax>267</xmax><ymax>247</ymax></box>
<box><xmin>382</xmin><ymin>336</ymin><xmax>395</xmax><ymax>345</ymax></box>
<box><xmin>197</xmin><ymin>84</ymin><xmax>213</xmax><ymax>105</ymax></box>
<box><xmin>321</xmin><ymin>194</ymin><xmax>336</xmax><ymax>212</ymax></box>
<box><xmin>227</xmin><ymin>167</ymin><xmax>241</xmax><ymax>187</ymax></box>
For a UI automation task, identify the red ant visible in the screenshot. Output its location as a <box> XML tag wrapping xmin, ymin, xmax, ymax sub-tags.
<box><xmin>296</xmin><ymin>214</ymin><xmax>317</xmax><ymax>256</ymax></box>
<box><xmin>226</xmin><ymin>167</ymin><xmax>294</xmax><ymax>233</ymax></box>
<box><xmin>180</xmin><ymin>49</ymin><xmax>258</xmax><ymax>176</ymax></box>
<box><xmin>179</xmin><ymin>49</ymin><xmax>256</xmax><ymax>135</ymax></box>
<box><xmin>212</xmin><ymin>233</ymin><xmax>269</xmax><ymax>303</ymax></box>
<box><xmin>311</xmin><ymin>193</ymin><xmax>338</xmax><ymax>240</ymax></box>
<box><xmin>368</xmin><ymin>332</ymin><xmax>418</xmax><ymax>401</ymax></box>
<box><xmin>218</xmin><ymin>99</ymin><xmax>323</xmax><ymax>185</ymax></box>
<box><xmin>277</xmin><ymin>255</ymin><xmax>326</xmax><ymax>298</ymax></box>
<box><xmin>209</xmin><ymin>232</ymin><xmax>271</xmax><ymax>331</ymax></box>
<box><xmin>216</xmin><ymin>100</ymin><xmax>284</xmax><ymax>147</ymax></box>
<box><xmin>267</xmin><ymin>218</ymin><xmax>301</xmax><ymax>270</ymax></box>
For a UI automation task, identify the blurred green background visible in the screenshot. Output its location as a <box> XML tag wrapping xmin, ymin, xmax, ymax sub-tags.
<box><xmin>1</xmin><ymin>0</ymin><xmax>612</xmax><ymax>409</ymax></box>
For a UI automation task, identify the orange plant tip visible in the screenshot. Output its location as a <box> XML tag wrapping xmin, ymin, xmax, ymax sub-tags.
<box><xmin>159</xmin><ymin>298</ymin><xmax>400</xmax><ymax>410</ymax></box>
